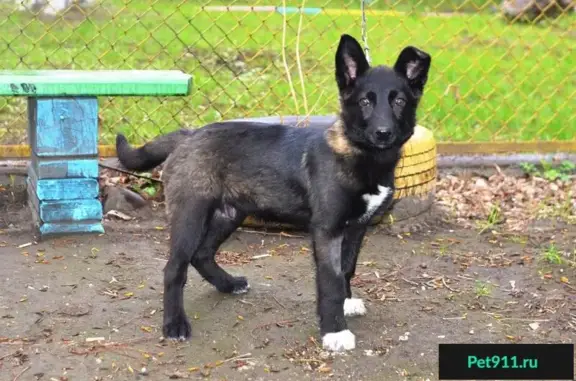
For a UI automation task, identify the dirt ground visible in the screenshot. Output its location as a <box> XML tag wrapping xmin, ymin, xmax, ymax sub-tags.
<box><xmin>0</xmin><ymin>186</ymin><xmax>575</xmax><ymax>381</ymax></box>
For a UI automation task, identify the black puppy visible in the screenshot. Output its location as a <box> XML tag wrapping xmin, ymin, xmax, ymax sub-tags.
<box><xmin>116</xmin><ymin>34</ymin><xmax>431</xmax><ymax>352</ymax></box>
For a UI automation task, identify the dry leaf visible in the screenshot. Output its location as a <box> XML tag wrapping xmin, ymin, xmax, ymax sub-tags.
<box><xmin>105</xmin><ymin>210</ymin><xmax>134</xmax><ymax>221</ymax></box>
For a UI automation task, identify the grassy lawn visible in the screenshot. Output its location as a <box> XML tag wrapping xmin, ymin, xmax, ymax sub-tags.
<box><xmin>0</xmin><ymin>0</ymin><xmax>573</xmax><ymax>145</ymax></box>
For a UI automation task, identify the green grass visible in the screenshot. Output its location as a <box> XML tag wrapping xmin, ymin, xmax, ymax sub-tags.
<box><xmin>520</xmin><ymin>160</ymin><xmax>576</xmax><ymax>181</ymax></box>
<box><xmin>476</xmin><ymin>202</ymin><xmax>503</xmax><ymax>234</ymax></box>
<box><xmin>540</xmin><ymin>243</ymin><xmax>563</xmax><ymax>265</ymax></box>
<box><xmin>0</xmin><ymin>0</ymin><xmax>573</xmax><ymax>145</ymax></box>
<box><xmin>474</xmin><ymin>280</ymin><xmax>492</xmax><ymax>298</ymax></box>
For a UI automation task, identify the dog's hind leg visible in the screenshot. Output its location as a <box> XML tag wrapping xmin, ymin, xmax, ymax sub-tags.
<box><xmin>341</xmin><ymin>224</ymin><xmax>368</xmax><ymax>317</ymax></box>
<box><xmin>162</xmin><ymin>198</ymin><xmax>214</xmax><ymax>340</ymax></box>
<box><xmin>191</xmin><ymin>205</ymin><xmax>249</xmax><ymax>294</ymax></box>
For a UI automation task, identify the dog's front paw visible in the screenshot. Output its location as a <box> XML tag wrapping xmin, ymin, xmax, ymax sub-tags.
<box><xmin>344</xmin><ymin>298</ymin><xmax>367</xmax><ymax>317</ymax></box>
<box><xmin>322</xmin><ymin>329</ymin><xmax>356</xmax><ymax>352</ymax></box>
<box><xmin>230</xmin><ymin>276</ymin><xmax>250</xmax><ymax>294</ymax></box>
<box><xmin>163</xmin><ymin>313</ymin><xmax>191</xmax><ymax>341</ymax></box>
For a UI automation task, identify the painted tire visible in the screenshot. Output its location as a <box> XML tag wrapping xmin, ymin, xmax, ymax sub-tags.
<box><xmin>373</xmin><ymin>124</ymin><xmax>436</xmax><ymax>224</ymax></box>
<box><xmin>226</xmin><ymin>116</ymin><xmax>437</xmax><ymax>229</ymax></box>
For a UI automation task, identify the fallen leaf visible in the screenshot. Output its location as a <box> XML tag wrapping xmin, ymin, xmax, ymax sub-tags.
<box><xmin>124</xmin><ymin>292</ymin><xmax>134</xmax><ymax>298</ymax></box>
<box><xmin>560</xmin><ymin>276</ymin><xmax>570</xmax><ymax>284</ymax></box>
<box><xmin>140</xmin><ymin>326</ymin><xmax>153</xmax><ymax>333</ymax></box>
<box><xmin>105</xmin><ymin>210</ymin><xmax>134</xmax><ymax>221</ymax></box>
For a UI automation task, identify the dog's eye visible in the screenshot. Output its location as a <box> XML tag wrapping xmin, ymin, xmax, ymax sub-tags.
<box><xmin>394</xmin><ymin>98</ymin><xmax>406</xmax><ymax>107</ymax></box>
<box><xmin>359</xmin><ymin>98</ymin><xmax>370</xmax><ymax>107</ymax></box>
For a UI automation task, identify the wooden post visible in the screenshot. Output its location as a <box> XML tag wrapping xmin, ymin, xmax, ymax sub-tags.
<box><xmin>0</xmin><ymin>69</ymin><xmax>193</xmax><ymax>240</ymax></box>
<box><xmin>27</xmin><ymin>97</ymin><xmax>104</xmax><ymax>238</ymax></box>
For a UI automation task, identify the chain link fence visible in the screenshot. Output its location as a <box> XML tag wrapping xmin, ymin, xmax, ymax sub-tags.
<box><xmin>0</xmin><ymin>0</ymin><xmax>574</xmax><ymax>154</ymax></box>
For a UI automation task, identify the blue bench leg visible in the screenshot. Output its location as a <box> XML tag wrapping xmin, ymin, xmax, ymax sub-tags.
<box><xmin>27</xmin><ymin>96</ymin><xmax>104</xmax><ymax>239</ymax></box>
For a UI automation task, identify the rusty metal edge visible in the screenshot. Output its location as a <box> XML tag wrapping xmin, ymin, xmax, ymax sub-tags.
<box><xmin>3</xmin><ymin>147</ymin><xmax>576</xmax><ymax>172</ymax></box>
<box><xmin>2</xmin><ymin>141</ymin><xmax>576</xmax><ymax>159</ymax></box>
<box><xmin>437</xmin><ymin>141</ymin><xmax>576</xmax><ymax>155</ymax></box>
<box><xmin>438</xmin><ymin>153</ymin><xmax>576</xmax><ymax>168</ymax></box>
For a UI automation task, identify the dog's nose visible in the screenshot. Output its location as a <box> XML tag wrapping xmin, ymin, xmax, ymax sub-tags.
<box><xmin>375</xmin><ymin>128</ymin><xmax>392</xmax><ymax>142</ymax></box>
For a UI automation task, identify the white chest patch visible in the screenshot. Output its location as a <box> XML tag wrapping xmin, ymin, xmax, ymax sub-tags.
<box><xmin>358</xmin><ymin>185</ymin><xmax>392</xmax><ymax>223</ymax></box>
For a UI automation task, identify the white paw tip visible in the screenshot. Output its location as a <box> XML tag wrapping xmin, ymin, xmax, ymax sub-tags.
<box><xmin>322</xmin><ymin>329</ymin><xmax>356</xmax><ymax>351</ymax></box>
<box><xmin>344</xmin><ymin>298</ymin><xmax>366</xmax><ymax>316</ymax></box>
<box><xmin>232</xmin><ymin>283</ymin><xmax>250</xmax><ymax>295</ymax></box>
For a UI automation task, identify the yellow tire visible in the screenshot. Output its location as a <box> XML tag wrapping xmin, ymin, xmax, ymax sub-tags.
<box><xmin>242</xmin><ymin>123</ymin><xmax>437</xmax><ymax>229</ymax></box>
<box><xmin>394</xmin><ymin>125</ymin><xmax>437</xmax><ymax>197</ymax></box>
<box><xmin>371</xmin><ymin>125</ymin><xmax>437</xmax><ymax>225</ymax></box>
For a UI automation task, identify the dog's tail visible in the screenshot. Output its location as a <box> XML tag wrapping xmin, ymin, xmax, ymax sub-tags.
<box><xmin>116</xmin><ymin>129</ymin><xmax>191</xmax><ymax>172</ymax></box>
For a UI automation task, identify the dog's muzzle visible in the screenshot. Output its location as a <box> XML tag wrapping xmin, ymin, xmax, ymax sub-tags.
<box><xmin>372</xmin><ymin>127</ymin><xmax>396</xmax><ymax>148</ymax></box>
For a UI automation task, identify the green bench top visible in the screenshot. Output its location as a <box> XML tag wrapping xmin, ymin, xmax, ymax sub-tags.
<box><xmin>0</xmin><ymin>70</ymin><xmax>192</xmax><ymax>97</ymax></box>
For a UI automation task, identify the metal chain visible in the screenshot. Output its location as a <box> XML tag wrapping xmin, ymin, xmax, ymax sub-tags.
<box><xmin>361</xmin><ymin>0</ymin><xmax>371</xmax><ymax>64</ymax></box>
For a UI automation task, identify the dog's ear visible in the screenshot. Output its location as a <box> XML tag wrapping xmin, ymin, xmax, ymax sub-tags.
<box><xmin>394</xmin><ymin>46</ymin><xmax>431</xmax><ymax>99</ymax></box>
<box><xmin>335</xmin><ymin>34</ymin><xmax>370</xmax><ymax>92</ymax></box>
